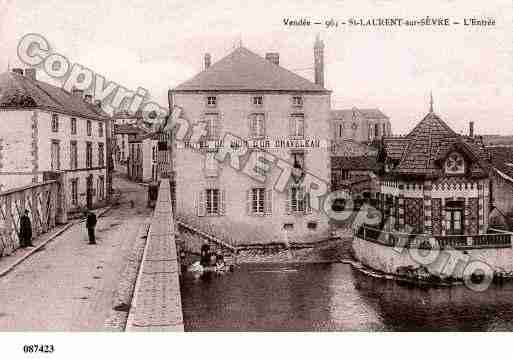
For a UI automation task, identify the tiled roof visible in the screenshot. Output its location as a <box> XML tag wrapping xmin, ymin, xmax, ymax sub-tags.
<box><xmin>331</xmin><ymin>155</ymin><xmax>377</xmax><ymax>171</ymax></box>
<box><xmin>487</xmin><ymin>146</ymin><xmax>513</xmax><ymax>182</ymax></box>
<box><xmin>173</xmin><ymin>46</ymin><xmax>328</xmax><ymax>93</ymax></box>
<box><xmin>331</xmin><ymin>108</ymin><xmax>389</xmax><ymax>121</ymax></box>
<box><xmin>382</xmin><ymin>137</ymin><xmax>409</xmax><ymax>161</ymax></box>
<box><xmin>0</xmin><ymin>71</ymin><xmax>109</xmax><ymax>120</ymax></box>
<box><xmin>383</xmin><ymin>111</ymin><xmax>489</xmax><ymax>178</ymax></box>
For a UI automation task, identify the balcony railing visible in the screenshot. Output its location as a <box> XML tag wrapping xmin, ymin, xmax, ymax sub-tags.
<box><xmin>354</xmin><ymin>226</ymin><xmax>512</xmax><ymax>250</ymax></box>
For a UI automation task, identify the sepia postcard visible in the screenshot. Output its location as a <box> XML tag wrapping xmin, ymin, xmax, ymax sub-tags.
<box><xmin>0</xmin><ymin>0</ymin><xmax>512</xmax><ymax>357</ymax></box>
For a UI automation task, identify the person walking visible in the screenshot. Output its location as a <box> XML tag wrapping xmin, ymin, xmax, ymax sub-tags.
<box><xmin>19</xmin><ymin>209</ymin><xmax>34</xmax><ymax>248</ymax></box>
<box><xmin>86</xmin><ymin>210</ymin><xmax>97</xmax><ymax>245</ymax></box>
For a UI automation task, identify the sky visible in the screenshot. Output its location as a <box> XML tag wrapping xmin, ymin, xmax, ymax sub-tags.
<box><xmin>0</xmin><ymin>0</ymin><xmax>511</xmax><ymax>135</ymax></box>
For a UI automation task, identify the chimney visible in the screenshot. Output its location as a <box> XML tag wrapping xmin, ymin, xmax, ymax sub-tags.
<box><xmin>265</xmin><ymin>52</ymin><xmax>280</xmax><ymax>66</ymax></box>
<box><xmin>204</xmin><ymin>53</ymin><xmax>211</xmax><ymax>70</ymax></box>
<box><xmin>12</xmin><ymin>68</ymin><xmax>23</xmax><ymax>75</ymax></box>
<box><xmin>72</xmin><ymin>88</ymin><xmax>84</xmax><ymax>98</ymax></box>
<box><xmin>469</xmin><ymin>121</ymin><xmax>474</xmax><ymax>138</ymax></box>
<box><xmin>94</xmin><ymin>100</ymin><xmax>102</xmax><ymax>109</ymax></box>
<box><xmin>314</xmin><ymin>35</ymin><xmax>325</xmax><ymax>88</ymax></box>
<box><xmin>25</xmin><ymin>68</ymin><xmax>36</xmax><ymax>80</ymax></box>
<box><xmin>84</xmin><ymin>94</ymin><xmax>93</xmax><ymax>103</ymax></box>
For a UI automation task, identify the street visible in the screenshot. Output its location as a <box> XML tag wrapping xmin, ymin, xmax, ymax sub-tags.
<box><xmin>0</xmin><ymin>175</ymin><xmax>152</xmax><ymax>331</ymax></box>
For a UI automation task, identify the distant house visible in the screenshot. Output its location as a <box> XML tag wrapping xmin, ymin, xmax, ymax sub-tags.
<box><xmin>0</xmin><ymin>68</ymin><xmax>111</xmax><ymax>211</ymax></box>
<box><xmin>487</xmin><ymin>146</ymin><xmax>513</xmax><ymax>229</ymax></box>
<box><xmin>113</xmin><ymin>123</ymin><xmax>149</xmax><ymax>171</ymax></box>
<box><xmin>331</xmin><ymin>107</ymin><xmax>391</xmax><ymax>143</ymax></box>
<box><xmin>127</xmin><ymin>130</ymin><xmax>171</xmax><ymax>183</ymax></box>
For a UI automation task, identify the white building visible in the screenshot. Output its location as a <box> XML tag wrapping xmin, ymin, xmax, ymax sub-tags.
<box><xmin>0</xmin><ymin>68</ymin><xmax>110</xmax><ymax>211</ymax></box>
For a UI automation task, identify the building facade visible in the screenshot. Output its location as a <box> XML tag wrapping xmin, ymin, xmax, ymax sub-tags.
<box><xmin>170</xmin><ymin>40</ymin><xmax>332</xmax><ymax>244</ymax></box>
<box><xmin>0</xmin><ymin>69</ymin><xmax>110</xmax><ymax>211</ymax></box>
<box><xmin>331</xmin><ymin>107</ymin><xmax>391</xmax><ymax>143</ymax></box>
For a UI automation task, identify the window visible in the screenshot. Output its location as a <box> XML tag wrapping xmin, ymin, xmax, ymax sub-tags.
<box><xmin>51</xmin><ymin>114</ymin><xmax>59</xmax><ymax>132</ymax></box>
<box><xmin>290</xmin><ymin>186</ymin><xmax>307</xmax><ymax>213</ymax></box>
<box><xmin>71</xmin><ymin>179</ymin><xmax>78</xmax><ymax>206</ymax></box>
<box><xmin>70</xmin><ymin>141</ymin><xmax>77</xmax><ymax>170</ymax></box>
<box><xmin>251</xmin><ymin>188</ymin><xmax>265</xmax><ymax>214</ymax></box>
<box><xmin>71</xmin><ymin>118</ymin><xmax>77</xmax><ymax>135</ymax></box>
<box><xmin>374</xmin><ymin>123</ymin><xmax>379</xmax><ymax>138</ymax></box>
<box><xmin>445</xmin><ymin>201</ymin><xmax>464</xmax><ymax>235</ymax></box>
<box><xmin>206</xmin><ymin>189</ymin><xmax>220</xmax><ymax>215</ymax></box>
<box><xmin>382</xmin><ymin>123</ymin><xmax>387</xmax><ymax>137</ymax></box>
<box><xmin>205</xmin><ymin>113</ymin><xmax>219</xmax><ymax>140</ymax></box>
<box><xmin>87</xmin><ymin>120</ymin><xmax>92</xmax><ymax>136</ymax></box>
<box><xmin>292</xmin><ymin>95</ymin><xmax>303</xmax><ymax>107</ymax></box>
<box><xmin>50</xmin><ymin>140</ymin><xmax>60</xmax><ymax>170</ymax></box>
<box><xmin>338</xmin><ymin>123</ymin><xmax>344</xmax><ymax>138</ymax></box>
<box><xmin>204</xmin><ymin>152</ymin><xmax>218</xmax><ymax>177</ymax></box>
<box><xmin>98</xmin><ymin>122</ymin><xmax>104</xmax><ymax>137</ymax></box>
<box><xmin>86</xmin><ymin>142</ymin><xmax>92</xmax><ymax>168</ymax></box>
<box><xmin>206</xmin><ymin>96</ymin><xmax>217</xmax><ymax>107</ymax></box>
<box><xmin>307</xmin><ymin>221</ymin><xmax>318</xmax><ymax>230</ymax></box>
<box><xmin>289</xmin><ymin>114</ymin><xmax>305</xmax><ymax>137</ymax></box>
<box><xmin>249</xmin><ymin>113</ymin><xmax>265</xmax><ymax>138</ymax></box>
<box><xmin>253</xmin><ymin>96</ymin><xmax>263</xmax><ymax>106</ymax></box>
<box><xmin>291</xmin><ymin>152</ymin><xmax>305</xmax><ymax>170</ymax></box>
<box><xmin>98</xmin><ymin>143</ymin><xmax>105</xmax><ymax>167</ymax></box>
<box><xmin>445</xmin><ymin>152</ymin><xmax>465</xmax><ymax>175</ymax></box>
<box><xmin>283</xmin><ymin>223</ymin><xmax>294</xmax><ymax>230</ymax></box>
<box><xmin>97</xmin><ymin>176</ymin><xmax>105</xmax><ymax>200</ymax></box>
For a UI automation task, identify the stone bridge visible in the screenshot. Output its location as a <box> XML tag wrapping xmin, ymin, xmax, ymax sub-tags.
<box><xmin>126</xmin><ymin>179</ymin><xmax>183</xmax><ymax>331</ymax></box>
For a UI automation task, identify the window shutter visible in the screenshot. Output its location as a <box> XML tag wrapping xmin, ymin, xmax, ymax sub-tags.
<box><xmin>246</xmin><ymin>190</ymin><xmax>252</xmax><ymax>215</ymax></box>
<box><xmin>214</xmin><ymin>115</ymin><xmax>221</xmax><ymax>139</ymax></box>
<box><xmin>286</xmin><ymin>187</ymin><xmax>292</xmax><ymax>214</ymax></box>
<box><xmin>289</xmin><ymin>117</ymin><xmax>294</xmax><ymax>137</ymax></box>
<box><xmin>298</xmin><ymin>118</ymin><xmax>305</xmax><ymax>137</ymax></box>
<box><xmin>259</xmin><ymin>115</ymin><xmax>265</xmax><ymax>137</ymax></box>
<box><xmin>265</xmin><ymin>189</ymin><xmax>272</xmax><ymax>215</ymax></box>
<box><xmin>249</xmin><ymin>116</ymin><xmax>256</xmax><ymax>137</ymax></box>
<box><xmin>220</xmin><ymin>190</ymin><xmax>226</xmax><ymax>216</ymax></box>
<box><xmin>306</xmin><ymin>191</ymin><xmax>312</xmax><ymax>214</ymax></box>
<box><xmin>197</xmin><ymin>190</ymin><xmax>206</xmax><ymax>217</ymax></box>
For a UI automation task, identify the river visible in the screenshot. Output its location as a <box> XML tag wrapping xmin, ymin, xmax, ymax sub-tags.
<box><xmin>180</xmin><ymin>262</ymin><xmax>513</xmax><ymax>331</ymax></box>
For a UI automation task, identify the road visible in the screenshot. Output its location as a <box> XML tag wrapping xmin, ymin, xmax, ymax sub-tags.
<box><xmin>0</xmin><ymin>175</ymin><xmax>152</xmax><ymax>331</ymax></box>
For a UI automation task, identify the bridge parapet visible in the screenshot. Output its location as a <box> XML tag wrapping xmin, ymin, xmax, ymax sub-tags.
<box><xmin>126</xmin><ymin>179</ymin><xmax>183</xmax><ymax>331</ymax></box>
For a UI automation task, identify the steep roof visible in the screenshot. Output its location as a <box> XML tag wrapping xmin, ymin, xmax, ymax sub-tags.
<box><xmin>331</xmin><ymin>108</ymin><xmax>389</xmax><ymax>121</ymax></box>
<box><xmin>383</xmin><ymin>111</ymin><xmax>489</xmax><ymax>178</ymax></box>
<box><xmin>173</xmin><ymin>46</ymin><xmax>329</xmax><ymax>93</ymax></box>
<box><xmin>0</xmin><ymin>71</ymin><xmax>109</xmax><ymax>120</ymax></box>
<box><xmin>487</xmin><ymin>146</ymin><xmax>513</xmax><ymax>183</ymax></box>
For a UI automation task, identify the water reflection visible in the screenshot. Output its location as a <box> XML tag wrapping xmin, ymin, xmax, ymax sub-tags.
<box><xmin>180</xmin><ymin>263</ymin><xmax>513</xmax><ymax>331</ymax></box>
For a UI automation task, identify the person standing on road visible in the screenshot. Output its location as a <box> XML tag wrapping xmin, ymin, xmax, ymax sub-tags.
<box><xmin>19</xmin><ymin>209</ymin><xmax>34</xmax><ymax>248</ymax></box>
<box><xmin>86</xmin><ymin>210</ymin><xmax>97</xmax><ymax>245</ymax></box>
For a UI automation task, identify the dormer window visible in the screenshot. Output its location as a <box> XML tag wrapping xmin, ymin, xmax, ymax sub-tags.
<box><xmin>207</xmin><ymin>96</ymin><xmax>217</xmax><ymax>107</ymax></box>
<box><xmin>292</xmin><ymin>96</ymin><xmax>303</xmax><ymax>107</ymax></box>
<box><xmin>445</xmin><ymin>152</ymin><xmax>465</xmax><ymax>175</ymax></box>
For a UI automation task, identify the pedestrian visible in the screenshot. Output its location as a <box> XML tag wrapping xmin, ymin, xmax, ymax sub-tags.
<box><xmin>19</xmin><ymin>209</ymin><xmax>34</xmax><ymax>248</ymax></box>
<box><xmin>200</xmin><ymin>239</ymin><xmax>210</xmax><ymax>267</ymax></box>
<box><xmin>86</xmin><ymin>210</ymin><xmax>97</xmax><ymax>245</ymax></box>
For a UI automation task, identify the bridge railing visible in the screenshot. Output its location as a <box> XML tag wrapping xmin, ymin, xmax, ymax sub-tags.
<box><xmin>0</xmin><ymin>180</ymin><xmax>63</xmax><ymax>257</ymax></box>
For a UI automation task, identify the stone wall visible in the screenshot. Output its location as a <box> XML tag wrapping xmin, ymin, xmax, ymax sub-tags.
<box><xmin>353</xmin><ymin>237</ymin><xmax>513</xmax><ymax>279</ymax></box>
